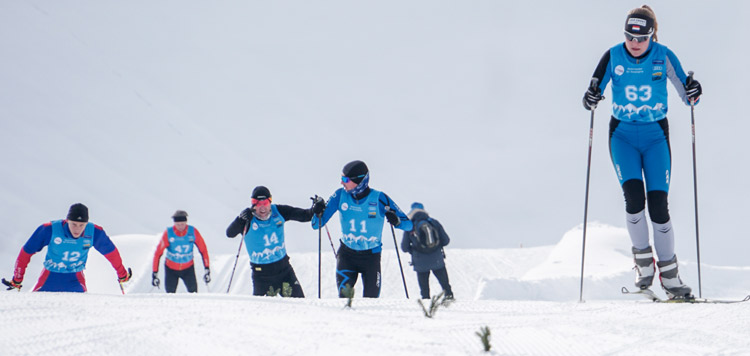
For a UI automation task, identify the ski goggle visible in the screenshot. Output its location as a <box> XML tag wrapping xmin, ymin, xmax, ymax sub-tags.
<box><xmin>341</xmin><ymin>174</ymin><xmax>366</xmax><ymax>183</ymax></box>
<box><xmin>251</xmin><ymin>197</ymin><xmax>272</xmax><ymax>207</ymax></box>
<box><xmin>624</xmin><ymin>31</ymin><xmax>651</xmax><ymax>43</ymax></box>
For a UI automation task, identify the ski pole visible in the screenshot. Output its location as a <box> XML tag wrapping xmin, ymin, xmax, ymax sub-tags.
<box><xmin>324</xmin><ymin>225</ymin><xmax>337</xmax><ymax>258</ymax></box>
<box><xmin>226</xmin><ymin>220</ymin><xmax>249</xmax><ymax>294</ymax></box>
<box><xmin>687</xmin><ymin>71</ymin><xmax>703</xmax><ymax>298</ymax></box>
<box><xmin>386</xmin><ymin>206</ymin><xmax>409</xmax><ymax>299</ymax></box>
<box><xmin>579</xmin><ymin>77</ymin><xmax>601</xmax><ymax>303</ymax></box>
<box><xmin>318</xmin><ymin>214</ymin><xmax>322</xmax><ymax>299</ymax></box>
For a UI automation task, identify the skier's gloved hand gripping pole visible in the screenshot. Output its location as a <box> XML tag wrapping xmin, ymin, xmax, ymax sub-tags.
<box><xmin>687</xmin><ymin>71</ymin><xmax>703</xmax><ymax>298</ymax></box>
<box><xmin>385</xmin><ymin>206</ymin><xmax>409</xmax><ymax>299</ymax></box>
<box><xmin>118</xmin><ymin>267</ymin><xmax>133</xmax><ymax>295</ymax></box>
<box><xmin>2</xmin><ymin>278</ymin><xmax>22</xmax><ymax>291</ymax></box>
<box><xmin>579</xmin><ymin>77</ymin><xmax>603</xmax><ymax>303</ymax></box>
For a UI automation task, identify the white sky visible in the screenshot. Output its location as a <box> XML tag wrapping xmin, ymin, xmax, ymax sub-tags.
<box><xmin>1</xmin><ymin>1</ymin><xmax>749</xmax><ymax>268</ymax></box>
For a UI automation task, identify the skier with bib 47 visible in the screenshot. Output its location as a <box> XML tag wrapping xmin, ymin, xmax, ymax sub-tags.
<box><xmin>312</xmin><ymin>160</ymin><xmax>412</xmax><ymax>298</ymax></box>
<box><xmin>582</xmin><ymin>5</ymin><xmax>702</xmax><ymax>299</ymax></box>
<box><xmin>2</xmin><ymin>203</ymin><xmax>132</xmax><ymax>292</ymax></box>
<box><xmin>151</xmin><ymin>210</ymin><xmax>211</xmax><ymax>293</ymax></box>
<box><xmin>401</xmin><ymin>202</ymin><xmax>453</xmax><ymax>300</ymax></box>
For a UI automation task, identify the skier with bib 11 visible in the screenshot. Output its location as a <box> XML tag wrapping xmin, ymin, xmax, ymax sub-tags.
<box><xmin>2</xmin><ymin>203</ymin><xmax>132</xmax><ymax>292</ymax></box>
<box><xmin>401</xmin><ymin>202</ymin><xmax>453</xmax><ymax>300</ymax></box>
<box><xmin>582</xmin><ymin>5</ymin><xmax>702</xmax><ymax>299</ymax></box>
<box><xmin>312</xmin><ymin>160</ymin><xmax>412</xmax><ymax>298</ymax></box>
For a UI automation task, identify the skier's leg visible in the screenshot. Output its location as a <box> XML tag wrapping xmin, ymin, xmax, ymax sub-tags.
<box><xmin>642</xmin><ymin>119</ymin><xmax>675</xmax><ymax>262</ymax></box>
<box><xmin>360</xmin><ymin>252</ymin><xmax>381</xmax><ymax>298</ymax></box>
<box><xmin>336</xmin><ymin>249</ymin><xmax>358</xmax><ymax>298</ymax></box>
<box><xmin>283</xmin><ymin>263</ymin><xmax>305</xmax><ymax>298</ymax></box>
<box><xmin>251</xmin><ymin>268</ymin><xmax>272</xmax><ymax>296</ymax></box>
<box><xmin>164</xmin><ymin>265</ymin><xmax>179</xmax><ymax>293</ymax></box>
<box><xmin>182</xmin><ymin>265</ymin><xmax>198</xmax><ymax>293</ymax></box>
<box><xmin>417</xmin><ymin>271</ymin><xmax>430</xmax><ymax>299</ymax></box>
<box><xmin>432</xmin><ymin>267</ymin><xmax>453</xmax><ymax>298</ymax></box>
<box><xmin>610</xmin><ymin>118</ymin><xmax>650</xmax><ymax>249</ymax></box>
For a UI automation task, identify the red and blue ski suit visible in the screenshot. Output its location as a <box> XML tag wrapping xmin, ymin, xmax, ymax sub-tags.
<box><xmin>12</xmin><ymin>220</ymin><xmax>128</xmax><ymax>292</ymax></box>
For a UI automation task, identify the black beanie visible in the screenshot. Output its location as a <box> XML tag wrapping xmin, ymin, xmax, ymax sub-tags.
<box><xmin>252</xmin><ymin>186</ymin><xmax>272</xmax><ymax>200</ymax></box>
<box><xmin>67</xmin><ymin>203</ymin><xmax>89</xmax><ymax>222</ymax></box>
<box><xmin>342</xmin><ymin>160</ymin><xmax>369</xmax><ymax>184</ymax></box>
<box><xmin>172</xmin><ymin>210</ymin><xmax>188</xmax><ymax>222</ymax></box>
<box><xmin>624</xmin><ymin>13</ymin><xmax>654</xmax><ymax>36</ymax></box>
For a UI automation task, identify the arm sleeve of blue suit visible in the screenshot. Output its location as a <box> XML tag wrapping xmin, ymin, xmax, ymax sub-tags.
<box><xmin>665</xmin><ymin>48</ymin><xmax>695</xmax><ymax>105</ymax></box>
<box><xmin>378</xmin><ymin>192</ymin><xmax>412</xmax><ymax>231</ymax></box>
<box><xmin>92</xmin><ymin>227</ymin><xmax>117</xmax><ymax>255</ymax></box>
<box><xmin>22</xmin><ymin>224</ymin><xmax>52</xmax><ymax>255</ymax></box>
<box><xmin>312</xmin><ymin>191</ymin><xmax>341</xmax><ymax>229</ymax></box>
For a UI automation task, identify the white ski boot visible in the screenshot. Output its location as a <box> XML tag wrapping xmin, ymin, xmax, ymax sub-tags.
<box><xmin>657</xmin><ymin>256</ymin><xmax>693</xmax><ymax>299</ymax></box>
<box><xmin>632</xmin><ymin>246</ymin><xmax>655</xmax><ymax>290</ymax></box>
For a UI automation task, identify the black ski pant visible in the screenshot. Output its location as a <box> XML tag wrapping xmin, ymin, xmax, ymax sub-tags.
<box><xmin>417</xmin><ymin>267</ymin><xmax>453</xmax><ymax>299</ymax></box>
<box><xmin>336</xmin><ymin>243</ymin><xmax>381</xmax><ymax>298</ymax></box>
<box><xmin>165</xmin><ymin>264</ymin><xmax>198</xmax><ymax>293</ymax></box>
<box><xmin>251</xmin><ymin>255</ymin><xmax>304</xmax><ymax>298</ymax></box>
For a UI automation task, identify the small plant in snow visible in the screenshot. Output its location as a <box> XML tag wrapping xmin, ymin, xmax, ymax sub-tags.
<box><xmin>266</xmin><ymin>285</ymin><xmax>280</xmax><ymax>297</ymax></box>
<box><xmin>281</xmin><ymin>282</ymin><xmax>292</xmax><ymax>297</ymax></box>
<box><xmin>417</xmin><ymin>291</ymin><xmax>453</xmax><ymax>318</ymax></box>
<box><xmin>476</xmin><ymin>325</ymin><xmax>491</xmax><ymax>352</ymax></box>
<box><xmin>342</xmin><ymin>283</ymin><xmax>355</xmax><ymax>308</ymax></box>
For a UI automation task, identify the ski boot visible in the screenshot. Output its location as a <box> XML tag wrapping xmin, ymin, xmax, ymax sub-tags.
<box><xmin>657</xmin><ymin>256</ymin><xmax>693</xmax><ymax>300</ymax></box>
<box><xmin>632</xmin><ymin>246</ymin><xmax>655</xmax><ymax>290</ymax></box>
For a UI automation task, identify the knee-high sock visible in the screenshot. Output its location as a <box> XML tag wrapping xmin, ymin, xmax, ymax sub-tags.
<box><xmin>626</xmin><ymin>210</ymin><xmax>650</xmax><ymax>249</ymax></box>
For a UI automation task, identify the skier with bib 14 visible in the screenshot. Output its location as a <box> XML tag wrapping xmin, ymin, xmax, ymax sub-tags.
<box><xmin>582</xmin><ymin>5</ymin><xmax>702</xmax><ymax>299</ymax></box>
<box><xmin>401</xmin><ymin>202</ymin><xmax>453</xmax><ymax>300</ymax></box>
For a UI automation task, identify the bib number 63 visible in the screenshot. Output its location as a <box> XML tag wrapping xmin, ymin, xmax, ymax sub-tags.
<box><xmin>625</xmin><ymin>85</ymin><xmax>652</xmax><ymax>101</ymax></box>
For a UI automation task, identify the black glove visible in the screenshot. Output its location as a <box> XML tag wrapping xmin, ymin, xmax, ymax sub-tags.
<box><xmin>685</xmin><ymin>78</ymin><xmax>702</xmax><ymax>103</ymax></box>
<box><xmin>582</xmin><ymin>85</ymin><xmax>603</xmax><ymax>110</ymax></box>
<box><xmin>203</xmin><ymin>268</ymin><xmax>211</xmax><ymax>283</ymax></box>
<box><xmin>239</xmin><ymin>207</ymin><xmax>254</xmax><ymax>222</ymax></box>
<box><xmin>151</xmin><ymin>272</ymin><xmax>160</xmax><ymax>287</ymax></box>
<box><xmin>2</xmin><ymin>278</ymin><xmax>22</xmax><ymax>291</ymax></box>
<box><xmin>311</xmin><ymin>195</ymin><xmax>326</xmax><ymax>216</ymax></box>
<box><xmin>385</xmin><ymin>209</ymin><xmax>400</xmax><ymax>226</ymax></box>
<box><xmin>119</xmin><ymin>267</ymin><xmax>133</xmax><ymax>283</ymax></box>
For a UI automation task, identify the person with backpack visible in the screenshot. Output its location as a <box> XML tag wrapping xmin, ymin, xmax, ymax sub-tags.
<box><xmin>312</xmin><ymin>160</ymin><xmax>412</xmax><ymax>298</ymax></box>
<box><xmin>582</xmin><ymin>5</ymin><xmax>701</xmax><ymax>299</ymax></box>
<box><xmin>226</xmin><ymin>186</ymin><xmax>326</xmax><ymax>297</ymax></box>
<box><xmin>2</xmin><ymin>203</ymin><xmax>132</xmax><ymax>292</ymax></box>
<box><xmin>151</xmin><ymin>210</ymin><xmax>211</xmax><ymax>293</ymax></box>
<box><xmin>400</xmin><ymin>202</ymin><xmax>453</xmax><ymax>300</ymax></box>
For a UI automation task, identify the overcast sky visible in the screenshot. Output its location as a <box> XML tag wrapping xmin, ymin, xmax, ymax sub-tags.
<box><xmin>1</xmin><ymin>1</ymin><xmax>749</xmax><ymax>267</ymax></box>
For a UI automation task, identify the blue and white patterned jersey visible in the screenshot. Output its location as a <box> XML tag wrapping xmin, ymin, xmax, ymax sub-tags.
<box><xmin>596</xmin><ymin>42</ymin><xmax>692</xmax><ymax>123</ymax></box>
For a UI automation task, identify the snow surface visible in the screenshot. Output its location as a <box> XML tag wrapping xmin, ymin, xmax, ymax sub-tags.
<box><xmin>3</xmin><ymin>225</ymin><xmax>750</xmax><ymax>355</ymax></box>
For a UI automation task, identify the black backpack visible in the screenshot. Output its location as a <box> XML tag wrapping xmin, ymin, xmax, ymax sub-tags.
<box><xmin>411</xmin><ymin>218</ymin><xmax>441</xmax><ymax>253</ymax></box>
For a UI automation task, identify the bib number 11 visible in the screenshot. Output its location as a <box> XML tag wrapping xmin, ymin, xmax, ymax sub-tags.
<box><xmin>349</xmin><ymin>219</ymin><xmax>367</xmax><ymax>233</ymax></box>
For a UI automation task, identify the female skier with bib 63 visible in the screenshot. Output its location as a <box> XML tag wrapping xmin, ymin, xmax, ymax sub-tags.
<box><xmin>582</xmin><ymin>5</ymin><xmax>702</xmax><ymax>299</ymax></box>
